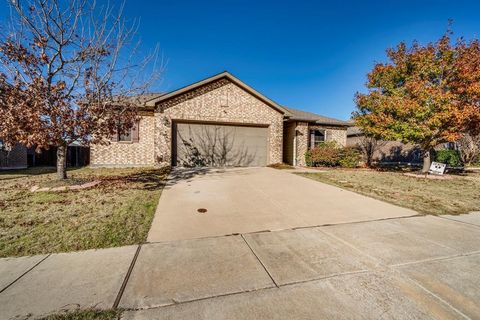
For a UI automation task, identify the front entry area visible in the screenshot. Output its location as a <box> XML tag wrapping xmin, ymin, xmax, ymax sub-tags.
<box><xmin>172</xmin><ymin>122</ymin><xmax>268</xmax><ymax>167</ymax></box>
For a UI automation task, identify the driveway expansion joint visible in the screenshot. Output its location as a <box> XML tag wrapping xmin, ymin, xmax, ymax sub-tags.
<box><xmin>390</xmin><ymin>251</ymin><xmax>480</xmax><ymax>268</ymax></box>
<box><xmin>0</xmin><ymin>254</ymin><xmax>51</xmax><ymax>295</ymax></box>
<box><xmin>241</xmin><ymin>234</ymin><xmax>279</xmax><ymax>288</ymax></box>
<box><xmin>277</xmin><ymin>269</ymin><xmax>371</xmax><ymax>289</ymax></box>
<box><xmin>122</xmin><ymin>285</ymin><xmax>278</xmax><ymax>312</ymax></box>
<box><xmin>113</xmin><ymin>245</ymin><xmax>142</xmax><ymax>309</ymax></box>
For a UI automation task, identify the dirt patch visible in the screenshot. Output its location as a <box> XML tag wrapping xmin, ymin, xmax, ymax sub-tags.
<box><xmin>267</xmin><ymin>163</ymin><xmax>295</xmax><ymax>170</ymax></box>
<box><xmin>30</xmin><ymin>180</ymin><xmax>101</xmax><ymax>192</ymax></box>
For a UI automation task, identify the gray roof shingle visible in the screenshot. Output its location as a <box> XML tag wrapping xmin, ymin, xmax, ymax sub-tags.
<box><xmin>283</xmin><ymin>107</ymin><xmax>350</xmax><ymax>126</ymax></box>
<box><xmin>346</xmin><ymin>126</ymin><xmax>363</xmax><ymax>136</ymax></box>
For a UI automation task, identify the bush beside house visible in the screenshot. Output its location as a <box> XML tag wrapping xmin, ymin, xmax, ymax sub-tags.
<box><xmin>305</xmin><ymin>142</ymin><xmax>361</xmax><ymax>168</ymax></box>
<box><xmin>339</xmin><ymin>147</ymin><xmax>362</xmax><ymax>168</ymax></box>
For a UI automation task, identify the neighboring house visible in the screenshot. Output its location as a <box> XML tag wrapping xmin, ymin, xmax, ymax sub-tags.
<box><xmin>26</xmin><ymin>143</ymin><xmax>90</xmax><ymax>167</ymax></box>
<box><xmin>90</xmin><ymin>71</ymin><xmax>350</xmax><ymax>168</ymax></box>
<box><xmin>346</xmin><ymin>126</ymin><xmax>423</xmax><ymax>164</ymax></box>
<box><xmin>0</xmin><ymin>140</ymin><xmax>89</xmax><ymax>169</ymax></box>
<box><xmin>0</xmin><ymin>142</ymin><xmax>28</xmax><ymax>169</ymax></box>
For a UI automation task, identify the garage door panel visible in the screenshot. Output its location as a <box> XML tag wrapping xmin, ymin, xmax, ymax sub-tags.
<box><xmin>174</xmin><ymin>123</ymin><xmax>268</xmax><ymax>167</ymax></box>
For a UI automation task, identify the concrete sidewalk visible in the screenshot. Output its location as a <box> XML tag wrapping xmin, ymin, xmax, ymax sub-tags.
<box><xmin>1</xmin><ymin>214</ymin><xmax>480</xmax><ymax>319</ymax></box>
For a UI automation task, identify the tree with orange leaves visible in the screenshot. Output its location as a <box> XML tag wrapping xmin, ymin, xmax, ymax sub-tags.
<box><xmin>353</xmin><ymin>28</ymin><xmax>480</xmax><ymax>172</ymax></box>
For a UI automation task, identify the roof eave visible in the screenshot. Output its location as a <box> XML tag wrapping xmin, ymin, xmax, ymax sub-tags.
<box><xmin>285</xmin><ymin>117</ymin><xmax>350</xmax><ymax>127</ymax></box>
<box><xmin>315</xmin><ymin>121</ymin><xmax>351</xmax><ymax>127</ymax></box>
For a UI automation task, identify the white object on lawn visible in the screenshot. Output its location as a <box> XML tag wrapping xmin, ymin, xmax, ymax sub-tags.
<box><xmin>429</xmin><ymin>161</ymin><xmax>446</xmax><ymax>175</ymax></box>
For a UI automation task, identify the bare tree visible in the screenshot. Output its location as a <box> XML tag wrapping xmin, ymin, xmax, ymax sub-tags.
<box><xmin>457</xmin><ymin>133</ymin><xmax>480</xmax><ymax>165</ymax></box>
<box><xmin>0</xmin><ymin>0</ymin><xmax>160</xmax><ymax>179</ymax></box>
<box><xmin>355</xmin><ymin>133</ymin><xmax>386</xmax><ymax>167</ymax></box>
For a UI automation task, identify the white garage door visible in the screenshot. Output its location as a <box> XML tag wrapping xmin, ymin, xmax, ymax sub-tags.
<box><xmin>173</xmin><ymin>122</ymin><xmax>268</xmax><ymax>167</ymax></box>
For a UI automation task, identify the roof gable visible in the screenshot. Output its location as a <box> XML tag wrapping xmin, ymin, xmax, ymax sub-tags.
<box><xmin>145</xmin><ymin>71</ymin><xmax>290</xmax><ymax>115</ymax></box>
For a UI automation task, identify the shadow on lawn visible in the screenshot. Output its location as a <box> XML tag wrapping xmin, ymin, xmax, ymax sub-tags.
<box><xmin>0</xmin><ymin>166</ymin><xmax>88</xmax><ymax>178</ymax></box>
<box><xmin>0</xmin><ymin>166</ymin><xmax>56</xmax><ymax>180</ymax></box>
<box><xmin>99</xmin><ymin>167</ymin><xmax>171</xmax><ymax>191</ymax></box>
<box><xmin>165</xmin><ymin>167</ymin><xmax>212</xmax><ymax>186</ymax></box>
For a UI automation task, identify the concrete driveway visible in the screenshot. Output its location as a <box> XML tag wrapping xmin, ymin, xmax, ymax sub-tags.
<box><xmin>147</xmin><ymin>167</ymin><xmax>416</xmax><ymax>242</ymax></box>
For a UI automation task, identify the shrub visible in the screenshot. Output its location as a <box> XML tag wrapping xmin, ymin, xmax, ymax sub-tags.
<box><xmin>435</xmin><ymin>149</ymin><xmax>463</xmax><ymax>167</ymax></box>
<box><xmin>339</xmin><ymin>147</ymin><xmax>361</xmax><ymax>168</ymax></box>
<box><xmin>305</xmin><ymin>141</ymin><xmax>340</xmax><ymax>167</ymax></box>
<box><xmin>306</xmin><ymin>142</ymin><xmax>362</xmax><ymax>168</ymax></box>
<box><xmin>305</xmin><ymin>150</ymin><xmax>313</xmax><ymax>166</ymax></box>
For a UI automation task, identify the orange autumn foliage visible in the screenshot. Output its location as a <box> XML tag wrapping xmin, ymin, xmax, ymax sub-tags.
<box><xmin>353</xmin><ymin>28</ymin><xmax>480</xmax><ymax>171</ymax></box>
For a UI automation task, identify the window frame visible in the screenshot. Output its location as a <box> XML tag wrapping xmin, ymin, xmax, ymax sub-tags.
<box><xmin>310</xmin><ymin>129</ymin><xmax>326</xmax><ymax>148</ymax></box>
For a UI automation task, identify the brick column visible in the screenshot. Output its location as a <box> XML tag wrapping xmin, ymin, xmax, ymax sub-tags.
<box><xmin>295</xmin><ymin>122</ymin><xmax>309</xmax><ymax>166</ymax></box>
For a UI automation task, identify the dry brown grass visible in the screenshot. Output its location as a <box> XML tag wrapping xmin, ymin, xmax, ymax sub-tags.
<box><xmin>0</xmin><ymin>166</ymin><xmax>169</xmax><ymax>257</ymax></box>
<box><xmin>267</xmin><ymin>163</ymin><xmax>295</xmax><ymax>170</ymax></box>
<box><xmin>297</xmin><ymin>169</ymin><xmax>480</xmax><ymax>216</ymax></box>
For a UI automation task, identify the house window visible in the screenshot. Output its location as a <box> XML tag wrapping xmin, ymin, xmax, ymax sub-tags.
<box><xmin>113</xmin><ymin>121</ymin><xmax>139</xmax><ymax>143</ymax></box>
<box><xmin>310</xmin><ymin>129</ymin><xmax>326</xmax><ymax>148</ymax></box>
<box><xmin>118</xmin><ymin>129</ymin><xmax>132</xmax><ymax>142</ymax></box>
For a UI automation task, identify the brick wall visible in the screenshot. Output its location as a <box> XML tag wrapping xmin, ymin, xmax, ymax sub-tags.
<box><xmin>90</xmin><ymin>115</ymin><xmax>155</xmax><ymax>167</ymax></box>
<box><xmin>294</xmin><ymin>122</ymin><xmax>309</xmax><ymax>166</ymax></box>
<box><xmin>286</xmin><ymin>122</ymin><xmax>347</xmax><ymax>166</ymax></box>
<box><xmin>0</xmin><ymin>143</ymin><xmax>27</xmax><ymax>169</ymax></box>
<box><xmin>154</xmin><ymin>78</ymin><xmax>284</xmax><ymax>166</ymax></box>
<box><xmin>309</xmin><ymin>125</ymin><xmax>347</xmax><ymax>147</ymax></box>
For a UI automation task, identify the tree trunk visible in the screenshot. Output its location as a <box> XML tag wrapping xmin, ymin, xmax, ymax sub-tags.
<box><xmin>56</xmin><ymin>144</ymin><xmax>67</xmax><ymax>180</ymax></box>
<box><xmin>366</xmin><ymin>153</ymin><xmax>372</xmax><ymax>167</ymax></box>
<box><xmin>421</xmin><ymin>148</ymin><xmax>434</xmax><ymax>173</ymax></box>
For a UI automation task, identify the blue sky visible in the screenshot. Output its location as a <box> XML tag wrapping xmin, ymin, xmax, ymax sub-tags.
<box><xmin>2</xmin><ymin>0</ymin><xmax>480</xmax><ymax>120</ymax></box>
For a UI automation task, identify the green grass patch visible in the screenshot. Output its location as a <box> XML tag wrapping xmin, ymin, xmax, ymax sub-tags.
<box><xmin>296</xmin><ymin>169</ymin><xmax>480</xmax><ymax>216</ymax></box>
<box><xmin>0</xmin><ymin>166</ymin><xmax>169</xmax><ymax>257</ymax></box>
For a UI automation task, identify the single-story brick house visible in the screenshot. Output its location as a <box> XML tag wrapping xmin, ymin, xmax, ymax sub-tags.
<box><xmin>91</xmin><ymin>71</ymin><xmax>350</xmax><ymax>167</ymax></box>
<box><xmin>346</xmin><ymin>126</ymin><xmax>422</xmax><ymax>164</ymax></box>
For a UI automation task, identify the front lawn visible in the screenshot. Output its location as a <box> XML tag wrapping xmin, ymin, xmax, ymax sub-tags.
<box><xmin>0</xmin><ymin>166</ymin><xmax>169</xmax><ymax>257</ymax></box>
<box><xmin>297</xmin><ymin>169</ymin><xmax>480</xmax><ymax>215</ymax></box>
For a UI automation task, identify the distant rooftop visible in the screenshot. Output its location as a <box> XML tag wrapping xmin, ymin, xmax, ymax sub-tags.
<box><xmin>283</xmin><ymin>107</ymin><xmax>350</xmax><ymax>126</ymax></box>
<box><xmin>346</xmin><ymin>126</ymin><xmax>363</xmax><ymax>136</ymax></box>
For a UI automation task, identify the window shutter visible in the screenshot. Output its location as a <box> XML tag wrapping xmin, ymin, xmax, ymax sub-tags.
<box><xmin>132</xmin><ymin>121</ymin><xmax>140</xmax><ymax>143</ymax></box>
